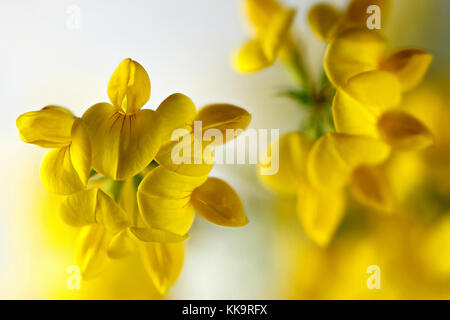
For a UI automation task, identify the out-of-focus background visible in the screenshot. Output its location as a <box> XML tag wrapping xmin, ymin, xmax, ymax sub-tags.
<box><xmin>0</xmin><ymin>0</ymin><xmax>449</xmax><ymax>299</ymax></box>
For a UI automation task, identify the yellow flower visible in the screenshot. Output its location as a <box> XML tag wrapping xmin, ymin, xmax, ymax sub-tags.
<box><xmin>17</xmin><ymin>106</ymin><xmax>91</xmax><ymax>195</ymax></box>
<box><xmin>307</xmin><ymin>132</ymin><xmax>396</xmax><ymax>214</ymax></box>
<box><xmin>140</xmin><ymin>94</ymin><xmax>251</xmax><ymax>235</ymax></box>
<box><xmin>380</xmin><ymin>85</ymin><xmax>450</xmax><ymax>208</ymax></box>
<box><xmin>259</xmin><ymin>131</ymin><xmax>390</xmax><ymax>246</ymax></box>
<box><xmin>401</xmin><ymin>84</ymin><xmax>450</xmax><ymax>167</ymax></box>
<box><xmin>307</xmin><ymin>132</ymin><xmax>390</xmax><ymax>191</ymax></box>
<box><xmin>234</xmin><ymin>0</ymin><xmax>296</xmax><ymax>72</ymax></box>
<box><xmin>332</xmin><ymin>89</ymin><xmax>434</xmax><ymax>151</ymax></box>
<box><xmin>17</xmin><ymin>57</ymin><xmax>253</xmax><ymax>295</ymax></box>
<box><xmin>324</xmin><ymin>28</ymin><xmax>432</xmax><ymax>108</ymax></box>
<box><xmin>154</xmin><ymin>93</ymin><xmax>251</xmax><ymax>176</ymax></box>
<box><xmin>60</xmin><ymin>187</ymin><xmax>186</xmax><ymax>294</ymax></box>
<box><xmin>82</xmin><ymin>58</ymin><xmax>163</xmax><ymax>180</ymax></box>
<box><xmin>308</xmin><ymin>0</ymin><xmax>390</xmax><ymax>43</ymax></box>
<box><xmin>74</xmin><ymin>224</ymin><xmax>184</xmax><ymax>295</ymax></box>
<box><xmin>138</xmin><ymin>166</ymin><xmax>248</xmax><ymax>236</ymax></box>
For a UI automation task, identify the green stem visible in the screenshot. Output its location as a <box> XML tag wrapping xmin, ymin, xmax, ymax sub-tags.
<box><xmin>281</xmin><ymin>40</ymin><xmax>335</xmax><ymax>139</ymax></box>
<box><xmin>282</xmin><ymin>41</ymin><xmax>311</xmax><ymax>90</ymax></box>
<box><xmin>105</xmin><ymin>180</ymin><xmax>124</xmax><ymax>202</ymax></box>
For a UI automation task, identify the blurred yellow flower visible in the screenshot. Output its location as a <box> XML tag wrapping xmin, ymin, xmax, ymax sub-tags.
<box><xmin>259</xmin><ymin>131</ymin><xmax>390</xmax><ymax>246</ymax></box>
<box><xmin>233</xmin><ymin>0</ymin><xmax>296</xmax><ymax>72</ymax></box>
<box><xmin>325</xmin><ymin>28</ymin><xmax>432</xmax><ymax>108</ymax></box>
<box><xmin>332</xmin><ymin>89</ymin><xmax>434</xmax><ymax>151</ymax></box>
<box><xmin>283</xmin><ymin>211</ymin><xmax>450</xmax><ymax>299</ymax></box>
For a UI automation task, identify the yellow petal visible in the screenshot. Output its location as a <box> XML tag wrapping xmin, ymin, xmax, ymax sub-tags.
<box><xmin>155</xmin><ymin>134</ymin><xmax>214</xmax><ymax>177</ymax></box>
<box><xmin>82</xmin><ymin>103</ymin><xmax>162</xmax><ymax>180</ymax></box>
<box><xmin>258</xmin><ymin>132</ymin><xmax>313</xmax><ymax>195</ymax></box>
<box><xmin>40</xmin><ymin>147</ymin><xmax>85</xmax><ymax>195</ymax></box>
<box><xmin>383</xmin><ymin>151</ymin><xmax>425</xmax><ymax>203</ymax></box>
<box><xmin>244</xmin><ymin>0</ymin><xmax>282</xmax><ymax>32</ymax></box>
<box><xmin>380</xmin><ymin>49</ymin><xmax>433</xmax><ymax>92</ymax></box>
<box><xmin>307</xmin><ymin>133</ymin><xmax>390</xmax><ymax>190</ymax></box>
<box><xmin>70</xmin><ymin>118</ymin><xmax>91</xmax><ymax>185</ymax></box>
<box><xmin>17</xmin><ymin>105</ymin><xmax>75</xmax><ymax>148</ymax></box>
<box><xmin>261</xmin><ymin>8</ymin><xmax>296</xmax><ymax>62</ymax></box>
<box><xmin>332</xmin><ymin>90</ymin><xmax>378</xmax><ymax>137</ymax></box>
<box><xmin>331</xmin><ymin>133</ymin><xmax>391</xmax><ymax>167</ymax></box>
<box><xmin>308</xmin><ymin>4</ymin><xmax>342</xmax><ymax>42</ymax></box>
<box><xmin>106</xmin><ymin>227</ymin><xmax>137</xmax><ymax>259</ymax></box>
<box><xmin>307</xmin><ymin>134</ymin><xmax>349</xmax><ymax>191</ymax></box>
<box><xmin>129</xmin><ymin>227</ymin><xmax>188</xmax><ymax>243</ymax></box>
<box><xmin>297</xmin><ymin>181</ymin><xmax>346</xmax><ymax>247</ymax></box>
<box><xmin>156</xmin><ymin>93</ymin><xmax>197</xmax><ymax>145</ymax></box>
<box><xmin>75</xmin><ymin>224</ymin><xmax>112</xmax><ymax>280</ymax></box>
<box><xmin>191</xmin><ymin>177</ymin><xmax>248</xmax><ymax>227</ymax></box>
<box><xmin>107</xmin><ymin>58</ymin><xmax>151</xmax><ymax>114</ymax></box>
<box><xmin>60</xmin><ymin>188</ymin><xmax>129</xmax><ymax>232</ymax></box>
<box><xmin>107</xmin><ymin>227</ymin><xmax>187</xmax><ymax>259</ymax></box>
<box><xmin>325</xmin><ymin>28</ymin><xmax>386</xmax><ymax>88</ymax></box>
<box><xmin>377</xmin><ymin>110</ymin><xmax>434</xmax><ymax>151</ymax></box>
<box><xmin>156</xmin><ymin>103</ymin><xmax>249</xmax><ymax>174</ymax></box>
<box><xmin>196</xmin><ymin>103</ymin><xmax>251</xmax><ymax>144</ymax></box>
<box><xmin>233</xmin><ymin>39</ymin><xmax>273</xmax><ymax>73</ymax></box>
<box><xmin>138</xmin><ymin>165</ymin><xmax>207</xmax><ymax>199</ymax></box>
<box><xmin>140</xmin><ymin>242</ymin><xmax>184</xmax><ymax>295</ymax></box>
<box><xmin>60</xmin><ymin>188</ymin><xmax>97</xmax><ymax>226</ymax></box>
<box><xmin>351</xmin><ymin>165</ymin><xmax>395</xmax><ymax>212</ymax></box>
<box><xmin>397</xmin><ymin>87</ymin><xmax>450</xmax><ymax>161</ymax></box>
<box><xmin>137</xmin><ymin>166</ymin><xmax>207</xmax><ymax>235</ymax></box>
<box><xmin>155</xmin><ymin>95</ymin><xmax>213</xmax><ymax>176</ymax></box>
<box><xmin>344</xmin><ymin>70</ymin><xmax>401</xmax><ymax>114</ymax></box>
<box><xmin>138</xmin><ymin>194</ymin><xmax>195</xmax><ymax>236</ymax></box>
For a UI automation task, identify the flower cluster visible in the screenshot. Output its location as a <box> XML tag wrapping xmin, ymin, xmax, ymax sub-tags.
<box><xmin>17</xmin><ymin>58</ymin><xmax>251</xmax><ymax>294</ymax></box>
<box><xmin>235</xmin><ymin>0</ymin><xmax>434</xmax><ymax>246</ymax></box>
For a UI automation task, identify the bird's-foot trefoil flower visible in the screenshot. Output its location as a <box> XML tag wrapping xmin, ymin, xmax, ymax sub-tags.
<box><xmin>142</xmin><ymin>93</ymin><xmax>251</xmax><ymax>235</ymax></box>
<box><xmin>332</xmin><ymin>88</ymin><xmax>434</xmax><ymax>151</ymax></box>
<box><xmin>234</xmin><ymin>0</ymin><xmax>297</xmax><ymax>73</ymax></box>
<box><xmin>17</xmin><ymin>106</ymin><xmax>91</xmax><ymax>195</ymax></box>
<box><xmin>138</xmin><ymin>166</ymin><xmax>248</xmax><ymax>236</ymax></box>
<box><xmin>154</xmin><ymin>93</ymin><xmax>251</xmax><ymax>176</ymax></box>
<box><xmin>324</xmin><ymin>28</ymin><xmax>433</xmax><ymax>110</ymax></box>
<box><xmin>60</xmin><ymin>186</ymin><xmax>186</xmax><ymax>294</ymax></box>
<box><xmin>259</xmin><ymin>131</ymin><xmax>391</xmax><ymax>246</ymax></box>
<box><xmin>238</xmin><ymin>0</ymin><xmax>435</xmax><ymax>246</ymax></box>
<box><xmin>17</xmin><ymin>57</ymin><xmax>252</xmax><ymax>295</ymax></box>
<box><xmin>82</xmin><ymin>58</ymin><xmax>163</xmax><ymax>180</ymax></box>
